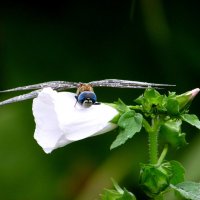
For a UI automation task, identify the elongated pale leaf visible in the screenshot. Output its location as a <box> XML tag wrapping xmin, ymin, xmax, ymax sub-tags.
<box><xmin>181</xmin><ymin>114</ymin><xmax>200</xmax><ymax>130</ymax></box>
<box><xmin>171</xmin><ymin>181</ymin><xmax>200</xmax><ymax>200</ymax></box>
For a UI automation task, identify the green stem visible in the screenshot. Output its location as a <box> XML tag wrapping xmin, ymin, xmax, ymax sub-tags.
<box><xmin>142</xmin><ymin>118</ymin><xmax>152</xmax><ymax>133</ymax></box>
<box><xmin>148</xmin><ymin>118</ymin><xmax>160</xmax><ymax>164</ymax></box>
<box><xmin>148</xmin><ymin>118</ymin><xmax>166</xmax><ymax>200</ymax></box>
<box><xmin>148</xmin><ymin>131</ymin><xmax>158</xmax><ymax>164</ymax></box>
<box><xmin>157</xmin><ymin>144</ymin><xmax>168</xmax><ymax>166</ymax></box>
<box><xmin>128</xmin><ymin>105</ymin><xmax>142</xmax><ymax>110</ymax></box>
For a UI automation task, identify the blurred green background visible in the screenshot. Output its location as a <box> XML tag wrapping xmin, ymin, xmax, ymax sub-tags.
<box><xmin>0</xmin><ymin>1</ymin><xmax>200</xmax><ymax>199</ymax></box>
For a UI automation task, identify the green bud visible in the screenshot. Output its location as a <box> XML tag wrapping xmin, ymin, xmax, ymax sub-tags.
<box><xmin>139</xmin><ymin>162</ymin><xmax>172</xmax><ymax>197</ymax></box>
<box><xmin>175</xmin><ymin>88</ymin><xmax>200</xmax><ymax>111</ymax></box>
<box><xmin>166</xmin><ymin>88</ymin><xmax>200</xmax><ymax>115</ymax></box>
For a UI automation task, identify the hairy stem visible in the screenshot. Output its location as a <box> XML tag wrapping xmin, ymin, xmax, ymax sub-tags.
<box><xmin>148</xmin><ymin>131</ymin><xmax>158</xmax><ymax>164</ymax></box>
<box><xmin>148</xmin><ymin>118</ymin><xmax>160</xmax><ymax>164</ymax></box>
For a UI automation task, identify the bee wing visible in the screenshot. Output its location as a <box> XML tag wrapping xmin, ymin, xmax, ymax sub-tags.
<box><xmin>89</xmin><ymin>79</ymin><xmax>175</xmax><ymax>89</ymax></box>
<box><xmin>0</xmin><ymin>81</ymin><xmax>78</xmax><ymax>93</ymax></box>
<box><xmin>0</xmin><ymin>90</ymin><xmax>40</xmax><ymax>106</ymax></box>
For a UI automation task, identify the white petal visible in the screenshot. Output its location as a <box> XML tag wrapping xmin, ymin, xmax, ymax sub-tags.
<box><xmin>32</xmin><ymin>88</ymin><xmax>71</xmax><ymax>153</ymax></box>
<box><xmin>32</xmin><ymin>88</ymin><xmax>118</xmax><ymax>153</ymax></box>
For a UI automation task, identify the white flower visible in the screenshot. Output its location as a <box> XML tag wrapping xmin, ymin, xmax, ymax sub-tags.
<box><xmin>32</xmin><ymin>88</ymin><xmax>118</xmax><ymax>153</ymax></box>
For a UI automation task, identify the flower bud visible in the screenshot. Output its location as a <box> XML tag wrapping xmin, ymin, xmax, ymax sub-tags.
<box><xmin>139</xmin><ymin>162</ymin><xmax>172</xmax><ymax>197</ymax></box>
<box><xmin>176</xmin><ymin>88</ymin><xmax>200</xmax><ymax>111</ymax></box>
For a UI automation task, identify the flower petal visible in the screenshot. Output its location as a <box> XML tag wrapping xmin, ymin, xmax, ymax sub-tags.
<box><xmin>32</xmin><ymin>88</ymin><xmax>118</xmax><ymax>153</ymax></box>
<box><xmin>32</xmin><ymin>88</ymin><xmax>71</xmax><ymax>153</ymax></box>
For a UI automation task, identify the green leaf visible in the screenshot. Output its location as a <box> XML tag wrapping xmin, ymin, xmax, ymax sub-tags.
<box><xmin>170</xmin><ymin>181</ymin><xmax>200</xmax><ymax>200</ymax></box>
<box><xmin>101</xmin><ymin>189</ymin><xmax>122</xmax><ymax>200</ymax></box>
<box><xmin>117</xmin><ymin>189</ymin><xmax>136</xmax><ymax>200</ymax></box>
<box><xmin>110</xmin><ymin>113</ymin><xmax>121</xmax><ymax>124</ymax></box>
<box><xmin>111</xmin><ymin>178</ymin><xmax>124</xmax><ymax>194</ymax></box>
<box><xmin>113</xmin><ymin>99</ymin><xmax>130</xmax><ymax>113</ymax></box>
<box><xmin>135</xmin><ymin>88</ymin><xmax>166</xmax><ymax>114</ymax></box>
<box><xmin>181</xmin><ymin>114</ymin><xmax>200</xmax><ymax>129</ymax></box>
<box><xmin>160</xmin><ymin>120</ymin><xmax>187</xmax><ymax>148</ymax></box>
<box><xmin>144</xmin><ymin>88</ymin><xmax>161</xmax><ymax>100</ymax></box>
<box><xmin>101</xmin><ymin>189</ymin><xmax>136</xmax><ymax>200</ymax></box>
<box><xmin>110</xmin><ymin>111</ymin><xmax>143</xmax><ymax>149</ymax></box>
<box><xmin>169</xmin><ymin>160</ymin><xmax>185</xmax><ymax>185</ymax></box>
<box><xmin>101</xmin><ymin>180</ymin><xmax>136</xmax><ymax>200</ymax></box>
<box><xmin>134</xmin><ymin>94</ymin><xmax>143</xmax><ymax>105</ymax></box>
<box><xmin>135</xmin><ymin>88</ymin><xmax>161</xmax><ymax>108</ymax></box>
<box><xmin>165</xmin><ymin>98</ymin><xmax>180</xmax><ymax>115</ymax></box>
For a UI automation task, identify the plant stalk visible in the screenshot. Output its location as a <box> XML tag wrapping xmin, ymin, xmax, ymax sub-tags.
<box><xmin>148</xmin><ymin>118</ymin><xmax>160</xmax><ymax>164</ymax></box>
<box><xmin>157</xmin><ymin>144</ymin><xmax>168</xmax><ymax>166</ymax></box>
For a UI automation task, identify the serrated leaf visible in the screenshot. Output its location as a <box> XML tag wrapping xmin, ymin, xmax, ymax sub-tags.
<box><xmin>144</xmin><ymin>88</ymin><xmax>161</xmax><ymax>100</ymax></box>
<box><xmin>135</xmin><ymin>88</ymin><xmax>167</xmax><ymax>114</ymax></box>
<box><xmin>169</xmin><ymin>160</ymin><xmax>185</xmax><ymax>185</ymax></box>
<box><xmin>110</xmin><ymin>111</ymin><xmax>143</xmax><ymax>149</ymax></box>
<box><xmin>181</xmin><ymin>114</ymin><xmax>200</xmax><ymax>129</ymax></box>
<box><xmin>171</xmin><ymin>181</ymin><xmax>200</xmax><ymax>200</ymax></box>
<box><xmin>160</xmin><ymin>120</ymin><xmax>187</xmax><ymax>148</ymax></box>
<box><xmin>113</xmin><ymin>99</ymin><xmax>130</xmax><ymax>113</ymax></box>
